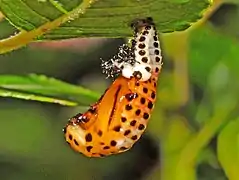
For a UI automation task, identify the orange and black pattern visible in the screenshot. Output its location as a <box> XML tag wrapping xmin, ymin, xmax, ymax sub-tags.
<box><xmin>63</xmin><ymin>17</ymin><xmax>162</xmax><ymax>157</ymax></box>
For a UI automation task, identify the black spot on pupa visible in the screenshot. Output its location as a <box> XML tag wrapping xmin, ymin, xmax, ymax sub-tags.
<box><xmin>138</xmin><ymin>124</ymin><xmax>145</xmax><ymax>130</ymax></box>
<box><xmin>97</xmin><ymin>130</ymin><xmax>103</xmax><ymax>136</ymax></box>
<box><xmin>155</xmin><ymin>56</ymin><xmax>161</xmax><ymax>62</ymax></box>
<box><xmin>155</xmin><ymin>67</ymin><xmax>160</xmax><ymax>73</ymax></box>
<box><xmin>124</xmin><ymin>130</ymin><xmax>131</xmax><ymax>136</ymax></box>
<box><xmin>139</xmin><ymin>50</ymin><xmax>146</xmax><ymax>56</ymax></box>
<box><xmin>85</xmin><ymin>133</ymin><xmax>92</xmax><ymax>142</ymax></box>
<box><xmin>86</xmin><ymin>146</ymin><xmax>93</xmax><ymax>152</ymax></box>
<box><xmin>88</xmin><ymin>106</ymin><xmax>96</xmax><ymax>114</ymax></box>
<box><xmin>142</xmin><ymin>30</ymin><xmax>149</xmax><ymax>35</ymax></box>
<box><xmin>148</xmin><ymin>101</ymin><xmax>153</xmax><ymax>109</ymax></box>
<box><xmin>110</xmin><ymin>140</ymin><xmax>117</xmax><ymax>146</ymax></box>
<box><xmin>155</xmin><ymin>49</ymin><xmax>160</xmax><ymax>55</ymax></box>
<box><xmin>145</xmin><ymin>26</ymin><xmax>151</xmax><ymax>30</ymax></box>
<box><xmin>140</xmin><ymin>97</ymin><xmax>146</xmax><ymax>104</ymax></box>
<box><xmin>130</xmin><ymin>120</ymin><xmax>137</xmax><ymax>126</ymax></box>
<box><xmin>135</xmin><ymin>109</ymin><xmax>141</xmax><ymax>116</ymax></box>
<box><xmin>151</xmin><ymin>92</ymin><xmax>156</xmax><ymax>99</ymax></box>
<box><xmin>74</xmin><ymin>139</ymin><xmax>79</xmax><ymax>146</ymax></box>
<box><xmin>145</xmin><ymin>67</ymin><xmax>151</xmax><ymax>72</ymax></box>
<box><xmin>153</xmin><ymin>42</ymin><xmax>159</xmax><ymax>47</ymax></box>
<box><xmin>125</xmin><ymin>104</ymin><xmax>133</xmax><ymax>111</ymax></box>
<box><xmin>103</xmin><ymin>146</ymin><xmax>110</xmax><ymax>150</ymax></box>
<box><xmin>139</xmin><ymin>36</ymin><xmax>146</xmax><ymax>42</ymax></box>
<box><xmin>121</xmin><ymin>117</ymin><xmax>127</xmax><ymax>122</ymax></box>
<box><xmin>138</xmin><ymin>43</ymin><xmax>146</xmax><ymax>49</ymax></box>
<box><xmin>113</xmin><ymin>125</ymin><xmax>121</xmax><ymax>132</ymax></box>
<box><xmin>143</xmin><ymin>113</ymin><xmax>149</xmax><ymax>120</ymax></box>
<box><xmin>131</xmin><ymin>135</ymin><xmax>138</xmax><ymax>140</ymax></box>
<box><xmin>69</xmin><ymin>134</ymin><xmax>73</xmax><ymax>140</ymax></box>
<box><xmin>133</xmin><ymin>71</ymin><xmax>142</xmax><ymax>79</ymax></box>
<box><xmin>142</xmin><ymin>57</ymin><xmax>148</xmax><ymax>63</ymax></box>
<box><xmin>143</xmin><ymin>87</ymin><xmax>148</xmax><ymax>93</ymax></box>
<box><xmin>120</xmin><ymin>146</ymin><xmax>128</xmax><ymax>151</ymax></box>
<box><xmin>125</xmin><ymin>93</ymin><xmax>138</xmax><ymax>101</ymax></box>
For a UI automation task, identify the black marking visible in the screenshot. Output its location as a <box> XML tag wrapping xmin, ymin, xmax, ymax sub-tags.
<box><xmin>131</xmin><ymin>135</ymin><xmax>138</xmax><ymax>140</ymax></box>
<box><xmin>103</xmin><ymin>146</ymin><xmax>110</xmax><ymax>150</ymax></box>
<box><xmin>143</xmin><ymin>87</ymin><xmax>148</xmax><ymax>93</ymax></box>
<box><xmin>98</xmin><ymin>130</ymin><xmax>103</xmax><ymax>136</ymax></box>
<box><xmin>74</xmin><ymin>139</ymin><xmax>79</xmax><ymax>146</ymax></box>
<box><xmin>124</xmin><ymin>130</ymin><xmax>131</xmax><ymax>136</ymax></box>
<box><xmin>155</xmin><ymin>56</ymin><xmax>161</xmax><ymax>62</ymax></box>
<box><xmin>133</xmin><ymin>71</ymin><xmax>142</xmax><ymax>79</ymax></box>
<box><xmin>125</xmin><ymin>104</ymin><xmax>133</xmax><ymax>110</ymax></box>
<box><xmin>139</xmin><ymin>36</ymin><xmax>146</xmax><ymax>42</ymax></box>
<box><xmin>120</xmin><ymin>146</ymin><xmax>128</xmax><ymax>150</ymax></box>
<box><xmin>138</xmin><ymin>43</ymin><xmax>146</xmax><ymax>49</ymax></box>
<box><xmin>139</xmin><ymin>50</ymin><xmax>146</xmax><ymax>56</ymax></box>
<box><xmin>108</xmin><ymin>85</ymin><xmax>122</xmax><ymax>126</ymax></box>
<box><xmin>131</xmin><ymin>39</ymin><xmax>137</xmax><ymax>47</ymax></box>
<box><xmin>73</xmin><ymin>113</ymin><xmax>89</xmax><ymax>123</ymax></box>
<box><xmin>135</xmin><ymin>109</ymin><xmax>141</xmax><ymax>116</ymax></box>
<box><xmin>155</xmin><ymin>49</ymin><xmax>160</xmax><ymax>55</ymax></box>
<box><xmin>121</xmin><ymin>117</ymin><xmax>127</xmax><ymax>122</ymax></box>
<box><xmin>155</xmin><ymin>67</ymin><xmax>160</xmax><ymax>73</ymax></box>
<box><xmin>153</xmin><ymin>42</ymin><xmax>159</xmax><ymax>47</ymax></box>
<box><xmin>145</xmin><ymin>67</ymin><xmax>151</xmax><ymax>72</ymax></box>
<box><xmin>88</xmin><ymin>106</ymin><xmax>96</xmax><ymax>114</ymax></box>
<box><xmin>110</xmin><ymin>140</ymin><xmax>117</xmax><ymax>146</ymax></box>
<box><xmin>143</xmin><ymin>113</ymin><xmax>149</xmax><ymax>120</ymax></box>
<box><xmin>125</xmin><ymin>93</ymin><xmax>138</xmax><ymax>101</ymax></box>
<box><xmin>145</xmin><ymin>26</ymin><xmax>151</xmax><ymax>30</ymax></box>
<box><xmin>151</xmin><ymin>92</ymin><xmax>156</xmax><ymax>99</ymax></box>
<box><xmin>86</xmin><ymin>146</ymin><xmax>93</xmax><ymax>152</ymax></box>
<box><xmin>113</xmin><ymin>125</ymin><xmax>121</xmax><ymax>132</ymax></box>
<box><xmin>142</xmin><ymin>30</ymin><xmax>149</xmax><ymax>35</ymax></box>
<box><xmin>140</xmin><ymin>97</ymin><xmax>146</xmax><ymax>104</ymax></box>
<box><xmin>130</xmin><ymin>120</ymin><xmax>137</xmax><ymax>126</ymax></box>
<box><xmin>69</xmin><ymin>134</ymin><xmax>73</xmax><ymax>140</ymax></box>
<box><xmin>85</xmin><ymin>133</ymin><xmax>92</xmax><ymax>142</ymax></box>
<box><xmin>153</xmin><ymin>36</ymin><xmax>158</xmax><ymax>41</ymax></box>
<box><xmin>138</xmin><ymin>124</ymin><xmax>145</xmax><ymax>130</ymax></box>
<box><xmin>148</xmin><ymin>101</ymin><xmax>153</xmax><ymax>109</ymax></box>
<box><xmin>142</xmin><ymin>57</ymin><xmax>148</xmax><ymax>63</ymax></box>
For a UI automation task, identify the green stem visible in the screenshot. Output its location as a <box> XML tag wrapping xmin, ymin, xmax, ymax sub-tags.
<box><xmin>176</xmin><ymin>104</ymin><xmax>236</xmax><ymax>180</ymax></box>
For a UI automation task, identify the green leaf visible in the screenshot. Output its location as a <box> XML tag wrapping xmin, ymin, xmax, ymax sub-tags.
<box><xmin>0</xmin><ymin>74</ymin><xmax>100</xmax><ymax>105</ymax></box>
<box><xmin>0</xmin><ymin>88</ymin><xmax>76</xmax><ymax>106</ymax></box>
<box><xmin>218</xmin><ymin>118</ymin><xmax>239</xmax><ymax>180</ymax></box>
<box><xmin>0</xmin><ymin>0</ymin><xmax>211</xmax><ymax>54</ymax></box>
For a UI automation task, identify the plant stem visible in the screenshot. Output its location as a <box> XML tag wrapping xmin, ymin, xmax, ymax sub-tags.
<box><xmin>175</xmin><ymin>104</ymin><xmax>236</xmax><ymax>180</ymax></box>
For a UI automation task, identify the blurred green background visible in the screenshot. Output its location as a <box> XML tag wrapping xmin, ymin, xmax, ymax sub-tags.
<box><xmin>0</xmin><ymin>1</ymin><xmax>239</xmax><ymax>180</ymax></box>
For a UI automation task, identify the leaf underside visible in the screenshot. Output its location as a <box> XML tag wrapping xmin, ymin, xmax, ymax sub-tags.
<box><xmin>0</xmin><ymin>0</ymin><xmax>211</xmax><ymax>40</ymax></box>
